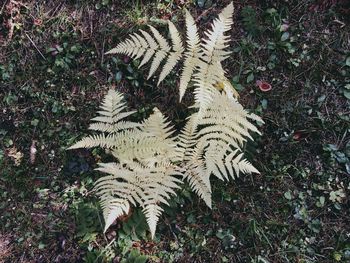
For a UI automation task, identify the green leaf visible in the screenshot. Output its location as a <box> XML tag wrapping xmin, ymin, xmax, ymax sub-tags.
<box><xmin>31</xmin><ymin>119</ymin><xmax>39</xmax><ymax>127</ymax></box>
<box><xmin>134</xmin><ymin>255</ymin><xmax>148</xmax><ymax>263</ymax></box>
<box><xmin>316</xmin><ymin>196</ymin><xmax>325</xmax><ymax>207</ymax></box>
<box><xmin>70</xmin><ymin>45</ymin><xmax>79</xmax><ymax>53</ymax></box>
<box><xmin>216</xmin><ymin>229</ymin><xmax>225</xmax><ymax>239</ymax></box>
<box><xmin>38</xmin><ymin>242</ymin><xmax>46</xmax><ymax>249</ymax></box>
<box><xmin>246</xmin><ymin>73</ymin><xmax>254</xmax><ymax>83</ymax></box>
<box><xmin>280</xmin><ymin>32</ymin><xmax>289</xmax><ymax>42</ymax></box>
<box><xmin>343</xmin><ymin>90</ymin><xmax>350</xmax><ymax>100</ymax></box>
<box><xmin>102</xmin><ymin>0</ymin><xmax>110</xmax><ymax>5</ymax></box>
<box><xmin>197</xmin><ymin>0</ymin><xmax>205</xmax><ymax>7</ymax></box>
<box><xmin>333</xmin><ymin>252</ymin><xmax>342</xmax><ymax>261</ymax></box>
<box><xmin>284</xmin><ymin>191</ymin><xmax>292</xmax><ymax>200</ymax></box>
<box><xmin>116</xmin><ymin>71</ymin><xmax>123</xmax><ymax>82</ymax></box>
<box><xmin>320</xmin><ymin>196</ymin><xmax>325</xmax><ymax>206</ymax></box>
<box><xmin>346</xmin><ymin>57</ymin><xmax>350</xmax><ymax>67</ymax></box>
<box><xmin>317</xmin><ymin>94</ymin><xmax>326</xmax><ymax>103</ymax></box>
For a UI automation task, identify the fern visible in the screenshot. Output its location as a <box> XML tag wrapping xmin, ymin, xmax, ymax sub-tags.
<box><xmin>179</xmin><ymin>9</ymin><xmax>201</xmax><ymax>101</ymax></box>
<box><xmin>241</xmin><ymin>6</ymin><xmax>261</xmax><ymax>37</ymax></box>
<box><xmin>70</xmin><ymin>90</ymin><xmax>183</xmax><ymax>238</ymax></box>
<box><xmin>106</xmin><ymin>4</ymin><xmax>235</xmax><ymax>106</ymax></box>
<box><xmin>70</xmin><ymin>2</ymin><xmax>264</xmax><ymax>239</ymax></box>
<box><xmin>182</xmin><ymin>91</ymin><xmax>260</xmax><ymax>180</ymax></box>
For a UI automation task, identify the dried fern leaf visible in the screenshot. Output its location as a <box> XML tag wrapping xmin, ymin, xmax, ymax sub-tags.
<box><xmin>139</xmin><ymin>30</ymin><xmax>158</xmax><ymax>67</ymax></box>
<box><xmin>100</xmin><ymin>197</ymin><xmax>130</xmax><ymax>233</ymax></box>
<box><xmin>201</xmin><ymin>2</ymin><xmax>234</xmax><ymax>64</ymax></box>
<box><xmin>183</xmin><ymin>160</ymin><xmax>212</xmax><ymax>208</ymax></box>
<box><xmin>68</xmin><ymin>90</ymin><xmax>141</xmax><ymax>149</ymax></box>
<box><xmin>96</xmin><ymin>161</ymin><xmax>183</xmax><ymax>237</ymax></box>
<box><xmin>192</xmin><ymin>3</ymin><xmax>234</xmax><ymax>108</ymax></box>
<box><xmin>105</xmin><ymin>32</ymin><xmax>147</xmax><ymax>59</ymax></box>
<box><xmin>179</xmin><ymin>9</ymin><xmax>201</xmax><ymax>101</ymax></box>
<box><xmin>157</xmin><ymin>21</ymin><xmax>184</xmax><ymax>85</ymax></box>
<box><xmin>147</xmin><ymin>26</ymin><xmax>171</xmax><ymax>79</ymax></box>
<box><xmin>142</xmin><ymin>163</ymin><xmax>183</xmax><ymax>238</ymax></box>
<box><xmin>181</xmin><ymin>91</ymin><xmax>260</xmax><ymax>196</ymax></box>
<box><xmin>89</xmin><ymin>89</ymin><xmax>140</xmax><ymax>133</ymax></box>
<box><xmin>68</xmin><ymin>134</ymin><xmax>120</xmax><ymax>149</ymax></box>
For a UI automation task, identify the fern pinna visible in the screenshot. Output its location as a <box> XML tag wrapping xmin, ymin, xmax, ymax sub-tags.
<box><xmin>69</xmin><ymin>2</ymin><xmax>263</xmax><ymax>239</ymax></box>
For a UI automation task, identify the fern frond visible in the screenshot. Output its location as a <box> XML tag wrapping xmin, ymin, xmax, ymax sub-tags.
<box><xmin>179</xmin><ymin>9</ymin><xmax>201</xmax><ymax>101</ymax></box>
<box><xmin>100</xmin><ymin>197</ymin><xmax>130</xmax><ymax>233</ymax></box>
<box><xmin>89</xmin><ymin>121</ymin><xmax>141</xmax><ymax>133</ymax></box>
<box><xmin>149</xmin><ymin>25</ymin><xmax>170</xmax><ymax>52</ymax></box>
<box><xmin>142</xmin><ymin>163</ymin><xmax>183</xmax><ymax>238</ymax></box>
<box><xmin>106</xmin><ymin>26</ymin><xmax>171</xmax><ymax>81</ymax></box>
<box><xmin>95</xmin><ymin>163</ymin><xmax>145</xmax><ymax>206</ymax></box>
<box><xmin>95</xmin><ymin>161</ymin><xmax>183</xmax><ymax>237</ymax></box>
<box><xmin>157</xmin><ymin>21</ymin><xmax>184</xmax><ymax>85</ymax></box>
<box><xmin>77</xmin><ymin>96</ymin><xmax>184</xmax><ymax>237</ymax></box>
<box><xmin>201</xmin><ymin>2</ymin><xmax>234</xmax><ymax>64</ymax></box>
<box><xmin>89</xmin><ymin>89</ymin><xmax>140</xmax><ymax>133</ymax></box>
<box><xmin>142</xmin><ymin>108</ymin><xmax>175</xmax><ymax>139</ymax></box>
<box><xmin>143</xmin><ymin>204</ymin><xmax>163</xmax><ymax>239</ymax></box>
<box><xmin>183</xmin><ymin>160</ymin><xmax>212</xmax><ymax>208</ymax></box>
<box><xmin>176</xmin><ymin>113</ymin><xmax>198</xmax><ymax>161</ymax></box>
<box><xmin>183</xmin><ymin>92</ymin><xmax>260</xmax><ymax>191</ymax></box>
<box><xmin>72</xmin><ymin>3</ymin><xmax>264</xmax><ymax>240</ymax></box>
<box><xmin>139</xmin><ymin>30</ymin><xmax>158</xmax><ymax>67</ymax></box>
<box><xmin>147</xmin><ymin>26</ymin><xmax>171</xmax><ymax>79</ymax></box>
<box><xmin>110</xmin><ymin>136</ymin><xmax>164</xmax><ymax>164</ymax></box>
<box><xmin>68</xmin><ymin>90</ymin><xmax>141</xmax><ymax>150</ymax></box>
<box><xmin>192</xmin><ymin>3</ymin><xmax>234</xmax><ymax>108</ymax></box>
<box><xmin>168</xmin><ymin>21</ymin><xmax>183</xmax><ymax>53</ymax></box>
<box><xmin>105</xmin><ymin>32</ymin><xmax>148</xmax><ymax>59</ymax></box>
<box><xmin>233</xmin><ymin>153</ymin><xmax>260</xmax><ymax>177</ymax></box>
<box><xmin>68</xmin><ymin>134</ymin><xmax>120</xmax><ymax>150</ymax></box>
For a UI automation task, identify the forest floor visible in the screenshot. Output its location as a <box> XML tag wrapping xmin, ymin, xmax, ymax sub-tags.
<box><xmin>0</xmin><ymin>0</ymin><xmax>349</xmax><ymax>262</ymax></box>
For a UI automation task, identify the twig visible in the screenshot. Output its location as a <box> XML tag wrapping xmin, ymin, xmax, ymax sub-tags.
<box><xmin>101</xmin><ymin>35</ymin><xmax>105</xmax><ymax>66</ymax></box>
<box><xmin>24</xmin><ymin>32</ymin><xmax>46</xmax><ymax>60</ymax></box>
<box><xmin>0</xmin><ymin>0</ymin><xmax>7</xmax><ymax>14</ymax></box>
<box><xmin>195</xmin><ymin>6</ymin><xmax>215</xmax><ymax>23</ymax></box>
<box><xmin>10</xmin><ymin>0</ymin><xmax>29</xmax><ymax>9</ymax></box>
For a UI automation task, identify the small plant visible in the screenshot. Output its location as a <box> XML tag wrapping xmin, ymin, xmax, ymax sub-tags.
<box><xmin>241</xmin><ymin>6</ymin><xmax>261</xmax><ymax>37</ymax></box>
<box><xmin>69</xmin><ymin>2</ymin><xmax>263</xmax><ymax>239</ymax></box>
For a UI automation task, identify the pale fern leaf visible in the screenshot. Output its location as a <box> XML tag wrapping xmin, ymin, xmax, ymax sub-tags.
<box><xmin>183</xmin><ymin>160</ymin><xmax>212</xmax><ymax>208</ymax></box>
<box><xmin>149</xmin><ymin>25</ymin><xmax>170</xmax><ymax>51</ymax></box>
<box><xmin>89</xmin><ymin>121</ymin><xmax>141</xmax><ymax>133</ymax></box>
<box><xmin>89</xmin><ymin>89</ymin><xmax>139</xmax><ymax>133</ymax></box>
<box><xmin>68</xmin><ymin>134</ymin><xmax>120</xmax><ymax>149</ymax></box>
<box><xmin>183</xmin><ymin>92</ymin><xmax>260</xmax><ymax>191</ymax></box>
<box><xmin>143</xmin><ymin>204</ymin><xmax>163</xmax><ymax>239</ymax></box>
<box><xmin>139</xmin><ymin>30</ymin><xmax>158</xmax><ymax>67</ymax></box>
<box><xmin>147</xmin><ymin>26</ymin><xmax>171</xmax><ymax>79</ymax></box>
<box><xmin>201</xmin><ymin>2</ymin><xmax>234</xmax><ymax>63</ymax></box>
<box><xmin>148</xmin><ymin>51</ymin><xmax>168</xmax><ymax>80</ymax></box>
<box><xmin>157</xmin><ymin>21</ymin><xmax>184</xmax><ymax>85</ymax></box>
<box><xmin>168</xmin><ymin>21</ymin><xmax>183</xmax><ymax>53</ymax></box>
<box><xmin>192</xmin><ymin>3</ymin><xmax>234</xmax><ymax>108</ymax></box>
<box><xmin>179</xmin><ymin>9</ymin><xmax>201</xmax><ymax>101</ymax></box>
<box><xmin>105</xmin><ymin>33</ymin><xmax>146</xmax><ymax>59</ymax></box>
<box><xmin>70</xmin><ymin>3</ymin><xmax>264</xmax><ymax>239</ymax></box>
<box><xmin>101</xmin><ymin>197</ymin><xmax>130</xmax><ymax>233</ymax></box>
